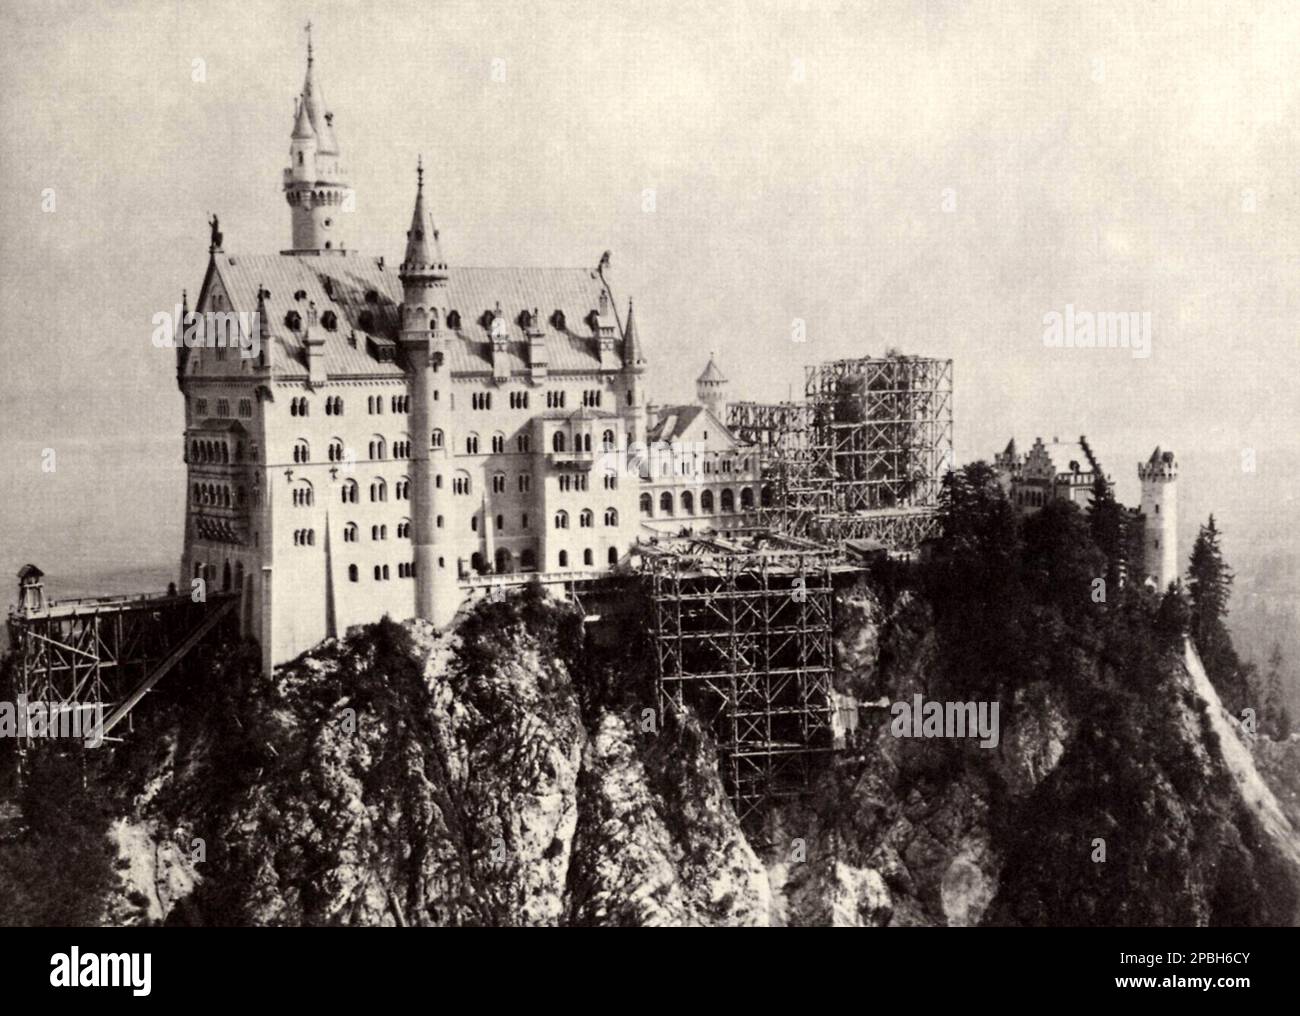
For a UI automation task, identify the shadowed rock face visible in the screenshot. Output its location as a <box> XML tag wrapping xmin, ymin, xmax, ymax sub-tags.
<box><xmin>65</xmin><ymin>578</ymin><xmax>1300</xmax><ymax>927</ymax></box>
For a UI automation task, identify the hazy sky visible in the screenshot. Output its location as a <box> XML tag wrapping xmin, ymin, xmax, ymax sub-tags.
<box><xmin>2</xmin><ymin>0</ymin><xmax>1298</xmax><ymax>527</ymax></box>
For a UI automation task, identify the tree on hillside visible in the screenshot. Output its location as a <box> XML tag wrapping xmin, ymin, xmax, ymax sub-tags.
<box><xmin>1261</xmin><ymin>643</ymin><xmax>1293</xmax><ymax>740</ymax></box>
<box><xmin>1187</xmin><ymin>515</ymin><xmax>1248</xmax><ymax>712</ymax></box>
<box><xmin>1086</xmin><ymin>473</ymin><xmax>1125</xmax><ymax>589</ymax></box>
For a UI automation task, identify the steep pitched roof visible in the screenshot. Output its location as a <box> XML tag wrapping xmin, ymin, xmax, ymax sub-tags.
<box><xmin>205</xmin><ymin>253</ymin><xmax>623</xmax><ymax>379</ymax></box>
<box><xmin>646</xmin><ymin>404</ymin><xmax>747</xmax><ymax>448</ymax></box>
<box><xmin>400</xmin><ymin>161</ymin><xmax>446</xmax><ymax>274</ymax></box>
<box><xmin>697</xmin><ymin>355</ymin><xmax>726</xmax><ymax>383</ymax></box>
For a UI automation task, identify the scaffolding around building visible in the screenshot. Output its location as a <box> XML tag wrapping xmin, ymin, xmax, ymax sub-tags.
<box><xmin>729</xmin><ymin>353</ymin><xmax>953</xmax><ymax>550</ymax></box>
<box><xmin>641</xmin><ymin>532</ymin><xmax>845</xmax><ymax>824</ymax></box>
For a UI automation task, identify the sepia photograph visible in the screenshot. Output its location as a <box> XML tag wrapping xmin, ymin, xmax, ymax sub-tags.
<box><xmin>0</xmin><ymin>0</ymin><xmax>1297</xmax><ymax>990</ymax></box>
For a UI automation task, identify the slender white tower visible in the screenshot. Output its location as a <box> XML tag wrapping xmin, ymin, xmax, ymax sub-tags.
<box><xmin>1138</xmin><ymin>447</ymin><xmax>1178</xmax><ymax>590</ymax></box>
<box><xmin>399</xmin><ymin>160</ymin><xmax>458</xmax><ymax>625</ymax></box>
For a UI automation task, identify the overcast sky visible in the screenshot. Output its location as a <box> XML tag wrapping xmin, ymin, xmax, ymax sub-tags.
<box><xmin>2</xmin><ymin>0</ymin><xmax>1299</xmax><ymax>506</ymax></box>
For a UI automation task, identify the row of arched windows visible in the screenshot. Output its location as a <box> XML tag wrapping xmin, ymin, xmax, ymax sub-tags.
<box><xmin>290</xmin><ymin>397</ymin><xmax>310</xmax><ymax>417</ymax></box>
<box><xmin>190</xmin><ymin>439</ymin><xmax>242</xmax><ymax>464</ymax></box>
<box><xmin>553</xmin><ymin>508</ymin><xmax>618</xmax><ymax>529</ymax></box>
<box><xmin>192</xmin><ymin>482</ymin><xmax>243</xmax><ymax>508</ymax></box>
<box><xmin>639</xmin><ymin>487</ymin><xmax>757</xmax><ymax>517</ymax></box>
<box><xmin>293</xmin><ymin>529</ymin><xmax>316</xmax><ymax>546</ymax></box>
<box><xmin>324</xmin><ymin>396</ymin><xmax>344</xmax><ymax>415</ymax></box>
<box><xmin>554</xmin><ymin>548</ymin><xmax>618</xmax><ymax>568</ymax></box>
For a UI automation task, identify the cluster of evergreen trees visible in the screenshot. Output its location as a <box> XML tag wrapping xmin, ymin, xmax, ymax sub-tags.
<box><xmin>1186</xmin><ymin>515</ymin><xmax>1292</xmax><ymax>738</ymax></box>
<box><xmin>899</xmin><ymin>462</ymin><xmax>1298</xmax><ymax>924</ymax></box>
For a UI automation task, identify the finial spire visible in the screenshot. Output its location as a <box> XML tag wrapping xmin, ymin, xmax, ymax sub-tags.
<box><xmin>417</xmin><ymin>154</ymin><xmax>424</xmax><ymax>193</ymax></box>
<box><xmin>305</xmin><ymin>19</ymin><xmax>313</xmax><ymax>65</ymax></box>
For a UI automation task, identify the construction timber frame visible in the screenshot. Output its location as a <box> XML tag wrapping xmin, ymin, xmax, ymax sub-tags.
<box><xmin>644</xmin><ymin>536</ymin><xmax>840</xmax><ymax>824</ymax></box>
<box><xmin>5</xmin><ymin>589</ymin><xmax>239</xmax><ymax>751</ymax></box>
<box><xmin>729</xmin><ymin>353</ymin><xmax>953</xmax><ymax>551</ymax></box>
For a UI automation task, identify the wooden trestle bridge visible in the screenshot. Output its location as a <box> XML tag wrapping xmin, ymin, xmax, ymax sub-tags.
<box><xmin>5</xmin><ymin>565</ymin><xmax>239</xmax><ymax>750</ymax></box>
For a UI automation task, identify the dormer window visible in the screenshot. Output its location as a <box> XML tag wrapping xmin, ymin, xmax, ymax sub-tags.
<box><xmin>551</xmin><ymin>309</ymin><xmax>566</xmax><ymax>330</ymax></box>
<box><xmin>321</xmin><ymin>310</ymin><xmax>337</xmax><ymax>330</ymax></box>
<box><xmin>294</xmin><ymin>289</ymin><xmax>307</xmax><ymax>301</ymax></box>
<box><xmin>364</xmin><ymin>290</ymin><xmax>379</xmax><ymax>305</ymax></box>
<box><xmin>447</xmin><ymin>310</ymin><xmax>461</xmax><ymax>330</ymax></box>
<box><xmin>285</xmin><ymin>310</ymin><xmax>302</xmax><ymax>331</ymax></box>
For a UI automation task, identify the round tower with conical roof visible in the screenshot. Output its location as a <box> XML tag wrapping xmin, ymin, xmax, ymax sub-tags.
<box><xmin>696</xmin><ymin>354</ymin><xmax>728</xmax><ymax>420</ymax></box>
<box><xmin>398</xmin><ymin>160</ymin><xmax>457</xmax><ymax>625</ymax></box>
<box><xmin>283</xmin><ymin>29</ymin><xmax>354</xmax><ymax>253</ymax></box>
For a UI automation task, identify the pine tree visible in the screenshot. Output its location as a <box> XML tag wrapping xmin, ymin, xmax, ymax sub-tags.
<box><xmin>1263</xmin><ymin>643</ymin><xmax>1293</xmax><ymax>739</ymax></box>
<box><xmin>1087</xmin><ymin>473</ymin><xmax>1125</xmax><ymax>589</ymax></box>
<box><xmin>1186</xmin><ymin>515</ymin><xmax>1244</xmax><ymax>709</ymax></box>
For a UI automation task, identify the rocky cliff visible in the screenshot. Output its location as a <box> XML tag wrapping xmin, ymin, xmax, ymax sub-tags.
<box><xmin>4</xmin><ymin>572</ymin><xmax>1298</xmax><ymax>927</ymax></box>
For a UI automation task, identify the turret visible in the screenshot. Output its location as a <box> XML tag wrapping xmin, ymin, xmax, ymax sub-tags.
<box><xmin>397</xmin><ymin>161</ymin><xmax>456</xmax><ymax>626</ymax></box>
<box><xmin>622</xmin><ymin>298</ymin><xmax>647</xmax><ymax>447</ymax></box>
<box><xmin>696</xmin><ymin>354</ymin><xmax>728</xmax><ymax>419</ymax></box>
<box><xmin>1138</xmin><ymin>446</ymin><xmax>1178</xmax><ymax>590</ymax></box>
<box><xmin>282</xmin><ymin>28</ymin><xmax>353</xmax><ymax>253</ymax></box>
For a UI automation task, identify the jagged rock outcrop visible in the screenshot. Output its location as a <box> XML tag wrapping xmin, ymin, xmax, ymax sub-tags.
<box><xmin>7</xmin><ymin>573</ymin><xmax>1297</xmax><ymax>928</ymax></box>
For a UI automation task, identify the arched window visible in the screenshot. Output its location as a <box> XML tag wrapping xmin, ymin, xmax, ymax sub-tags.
<box><xmin>583</xmin><ymin>548</ymin><xmax>593</xmax><ymax>566</ymax></box>
<box><xmin>453</xmin><ymin>472</ymin><xmax>471</xmax><ymax>495</ymax></box>
<box><xmin>397</xmin><ymin>520</ymin><xmax>410</xmax><ymax>539</ymax></box>
<box><xmin>328</xmin><ymin>438</ymin><xmax>344</xmax><ymax>462</ymax></box>
<box><xmin>447</xmin><ymin>310</ymin><xmax>461</xmax><ymax>330</ymax></box>
<box><xmin>659</xmin><ymin>491</ymin><xmax>674</xmax><ymax>516</ymax></box>
<box><xmin>395</xmin><ymin>477</ymin><xmax>410</xmax><ymax>500</ymax></box>
<box><xmin>517</xmin><ymin>434</ymin><xmax>531</xmax><ymax>453</ymax></box>
<box><xmin>701</xmin><ymin>489</ymin><xmax>715</xmax><ymax>513</ymax></box>
<box><xmin>293</xmin><ymin>439</ymin><xmax>310</xmax><ymax>463</ymax></box>
<box><xmin>293</xmin><ymin>481</ymin><xmax>314</xmax><ymax>507</ymax></box>
<box><xmin>579</xmin><ymin>509</ymin><xmax>593</xmax><ymax>528</ymax></box>
<box><xmin>603</xmin><ymin>471</ymin><xmax>617</xmax><ymax>490</ymax></box>
<box><xmin>431</xmin><ymin>428</ymin><xmax>444</xmax><ymax>449</ymax></box>
<box><xmin>492</xmin><ymin>473</ymin><xmax>506</xmax><ymax>493</ymax></box>
<box><xmin>370</xmin><ymin>478</ymin><xmax>387</xmax><ymax>502</ymax></box>
<box><xmin>554</xmin><ymin>510</ymin><xmax>569</xmax><ymax>529</ymax></box>
<box><xmin>761</xmin><ymin>485</ymin><xmax>773</xmax><ymax>508</ymax></box>
<box><xmin>521</xmin><ymin>548</ymin><xmax>537</xmax><ymax>571</ymax></box>
<box><xmin>604</xmin><ymin>507</ymin><xmax>618</xmax><ymax>526</ymax></box>
<box><xmin>348</xmin><ymin>564</ymin><xmax>358</xmax><ymax>582</ymax></box>
<box><xmin>495</xmin><ymin>547</ymin><xmax>511</xmax><ymax>574</ymax></box>
<box><xmin>558</xmin><ymin>550</ymin><xmax>569</xmax><ymax>568</ymax></box>
<box><xmin>341</xmin><ymin>479</ymin><xmax>359</xmax><ymax>504</ymax></box>
<box><xmin>681</xmin><ymin>491</ymin><xmax>694</xmax><ymax>515</ymax></box>
<box><xmin>740</xmin><ymin>487</ymin><xmax>754</xmax><ymax>510</ymax></box>
<box><xmin>552</xmin><ymin>431</ymin><xmax>566</xmax><ymax>453</ymax></box>
<box><xmin>721</xmin><ymin>488</ymin><xmax>735</xmax><ymax>513</ymax></box>
<box><xmin>640</xmin><ymin>492</ymin><xmax>653</xmax><ymax>516</ymax></box>
<box><xmin>343</xmin><ymin>522</ymin><xmax>358</xmax><ymax>543</ymax></box>
<box><xmin>466</xmin><ymin>433</ymin><xmax>480</xmax><ymax>455</ymax></box>
<box><xmin>602</xmin><ymin>429</ymin><xmax>616</xmax><ymax>451</ymax></box>
<box><xmin>608</xmin><ymin>547</ymin><xmax>618</xmax><ymax>565</ymax></box>
<box><xmin>369</xmin><ymin>436</ymin><xmax>387</xmax><ymax>460</ymax></box>
<box><xmin>492</xmin><ymin>432</ymin><xmax>505</xmax><ymax>454</ymax></box>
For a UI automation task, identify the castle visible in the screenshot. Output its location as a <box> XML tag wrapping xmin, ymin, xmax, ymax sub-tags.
<box><xmin>994</xmin><ymin>436</ymin><xmax>1178</xmax><ymax>589</ymax></box>
<box><xmin>179</xmin><ymin>39</ymin><xmax>763</xmax><ymax>673</ymax></box>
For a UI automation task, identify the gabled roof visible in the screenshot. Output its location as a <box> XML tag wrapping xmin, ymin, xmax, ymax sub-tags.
<box><xmin>646</xmin><ymin>404</ymin><xmax>745</xmax><ymax>447</ymax></box>
<box><xmin>203</xmin><ymin>253</ymin><xmax>626</xmax><ymax>380</ymax></box>
<box><xmin>1031</xmin><ymin>438</ymin><xmax>1098</xmax><ymax>477</ymax></box>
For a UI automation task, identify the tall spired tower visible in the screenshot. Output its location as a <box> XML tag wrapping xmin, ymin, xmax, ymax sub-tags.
<box><xmin>398</xmin><ymin>159</ymin><xmax>458</xmax><ymax>625</ymax></box>
<box><xmin>283</xmin><ymin>27</ymin><xmax>353</xmax><ymax>253</ymax></box>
